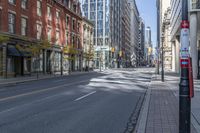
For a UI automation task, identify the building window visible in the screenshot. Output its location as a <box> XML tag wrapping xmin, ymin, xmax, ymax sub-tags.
<box><xmin>72</xmin><ymin>19</ymin><xmax>75</xmax><ymax>30</ymax></box>
<box><xmin>21</xmin><ymin>0</ymin><xmax>28</xmax><ymax>9</ymax></box>
<box><xmin>77</xmin><ymin>22</ymin><xmax>80</xmax><ymax>33</ymax></box>
<box><xmin>56</xmin><ymin>30</ymin><xmax>59</xmax><ymax>44</ymax></box>
<box><xmin>73</xmin><ymin>4</ymin><xmax>77</xmax><ymax>13</ymax></box>
<box><xmin>56</xmin><ymin>10</ymin><xmax>60</xmax><ymax>24</ymax></box>
<box><xmin>77</xmin><ymin>38</ymin><xmax>80</xmax><ymax>49</ymax></box>
<box><xmin>47</xmin><ymin>27</ymin><xmax>51</xmax><ymax>41</ymax></box>
<box><xmin>8</xmin><ymin>13</ymin><xmax>15</xmax><ymax>33</ymax></box>
<box><xmin>47</xmin><ymin>6</ymin><xmax>52</xmax><ymax>21</ymax></box>
<box><xmin>66</xmin><ymin>32</ymin><xmax>68</xmax><ymax>45</ymax></box>
<box><xmin>72</xmin><ymin>35</ymin><xmax>75</xmax><ymax>47</ymax></box>
<box><xmin>21</xmin><ymin>17</ymin><xmax>27</xmax><ymax>36</ymax></box>
<box><xmin>36</xmin><ymin>23</ymin><xmax>42</xmax><ymax>39</ymax></box>
<box><xmin>37</xmin><ymin>0</ymin><xmax>42</xmax><ymax>16</ymax></box>
<box><xmin>8</xmin><ymin>0</ymin><xmax>15</xmax><ymax>4</ymax></box>
<box><xmin>66</xmin><ymin>15</ymin><xmax>69</xmax><ymax>29</ymax></box>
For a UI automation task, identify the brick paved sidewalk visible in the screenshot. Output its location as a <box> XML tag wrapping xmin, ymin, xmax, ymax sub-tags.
<box><xmin>146</xmin><ymin>80</ymin><xmax>180</xmax><ymax>133</ymax></box>
<box><xmin>136</xmin><ymin>75</ymin><xmax>198</xmax><ymax>133</ymax></box>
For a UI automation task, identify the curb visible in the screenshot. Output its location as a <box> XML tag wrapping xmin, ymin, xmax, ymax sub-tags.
<box><xmin>134</xmin><ymin>74</ymin><xmax>155</xmax><ymax>133</ymax></box>
<box><xmin>0</xmin><ymin>71</ymin><xmax>96</xmax><ymax>87</ymax></box>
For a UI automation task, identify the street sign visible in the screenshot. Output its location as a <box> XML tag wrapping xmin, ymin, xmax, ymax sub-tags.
<box><xmin>180</xmin><ymin>21</ymin><xmax>190</xmax><ymax>59</ymax></box>
<box><xmin>179</xmin><ymin>1</ymin><xmax>193</xmax><ymax>133</ymax></box>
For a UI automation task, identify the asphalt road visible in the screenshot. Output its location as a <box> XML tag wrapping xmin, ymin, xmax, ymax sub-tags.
<box><xmin>0</xmin><ymin>68</ymin><xmax>154</xmax><ymax>133</ymax></box>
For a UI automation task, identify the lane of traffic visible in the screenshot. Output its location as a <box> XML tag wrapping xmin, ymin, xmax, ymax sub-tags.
<box><xmin>0</xmin><ymin>68</ymin><xmax>153</xmax><ymax>133</ymax></box>
<box><xmin>0</xmin><ymin>71</ymin><xmax>149</xmax><ymax>133</ymax></box>
<box><xmin>0</xmin><ymin>72</ymin><xmax>103</xmax><ymax>99</ymax></box>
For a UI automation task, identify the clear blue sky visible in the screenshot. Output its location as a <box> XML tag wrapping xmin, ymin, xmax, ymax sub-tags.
<box><xmin>136</xmin><ymin>0</ymin><xmax>157</xmax><ymax>47</ymax></box>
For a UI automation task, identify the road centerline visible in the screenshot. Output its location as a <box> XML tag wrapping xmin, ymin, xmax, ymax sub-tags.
<box><xmin>74</xmin><ymin>91</ymin><xmax>97</xmax><ymax>101</ymax></box>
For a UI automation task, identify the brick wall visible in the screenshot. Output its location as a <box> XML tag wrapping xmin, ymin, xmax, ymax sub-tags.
<box><xmin>0</xmin><ymin>0</ymin><xmax>83</xmax><ymax>49</ymax></box>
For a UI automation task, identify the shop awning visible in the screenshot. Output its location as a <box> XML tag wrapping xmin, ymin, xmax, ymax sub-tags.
<box><xmin>7</xmin><ymin>45</ymin><xmax>32</xmax><ymax>57</ymax></box>
<box><xmin>20</xmin><ymin>50</ymin><xmax>32</xmax><ymax>57</ymax></box>
<box><xmin>7</xmin><ymin>45</ymin><xmax>21</xmax><ymax>57</ymax></box>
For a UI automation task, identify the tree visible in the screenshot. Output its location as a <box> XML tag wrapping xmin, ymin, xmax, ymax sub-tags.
<box><xmin>0</xmin><ymin>35</ymin><xmax>10</xmax><ymax>77</ymax></box>
<box><xmin>63</xmin><ymin>45</ymin><xmax>79</xmax><ymax>74</ymax></box>
<box><xmin>16</xmin><ymin>40</ymin><xmax>51</xmax><ymax>79</ymax></box>
<box><xmin>0</xmin><ymin>35</ymin><xmax>9</xmax><ymax>44</ymax></box>
<box><xmin>83</xmin><ymin>42</ymin><xmax>94</xmax><ymax>71</ymax></box>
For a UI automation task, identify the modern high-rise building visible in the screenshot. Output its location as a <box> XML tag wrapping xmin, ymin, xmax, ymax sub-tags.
<box><xmin>81</xmin><ymin>0</ymin><xmax>133</xmax><ymax>69</ymax></box>
<box><xmin>128</xmin><ymin>0</ymin><xmax>140</xmax><ymax>67</ymax></box>
<box><xmin>146</xmin><ymin>26</ymin><xmax>152</xmax><ymax>48</ymax></box>
<box><xmin>110</xmin><ymin>0</ymin><xmax>122</xmax><ymax>68</ymax></box>
<box><xmin>121</xmin><ymin>0</ymin><xmax>131</xmax><ymax>68</ymax></box>
<box><xmin>81</xmin><ymin>0</ymin><xmax>111</xmax><ymax>69</ymax></box>
<box><xmin>139</xmin><ymin>18</ymin><xmax>145</xmax><ymax>66</ymax></box>
<box><xmin>145</xmin><ymin>26</ymin><xmax>153</xmax><ymax>65</ymax></box>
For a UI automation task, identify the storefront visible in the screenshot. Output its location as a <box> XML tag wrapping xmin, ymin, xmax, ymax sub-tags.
<box><xmin>7</xmin><ymin>44</ymin><xmax>31</xmax><ymax>77</ymax></box>
<box><xmin>44</xmin><ymin>48</ymin><xmax>62</xmax><ymax>74</ymax></box>
<box><xmin>54</xmin><ymin>51</ymin><xmax>61</xmax><ymax>73</ymax></box>
<box><xmin>46</xmin><ymin>50</ymin><xmax>51</xmax><ymax>74</ymax></box>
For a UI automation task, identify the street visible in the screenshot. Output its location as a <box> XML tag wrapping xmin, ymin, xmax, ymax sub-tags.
<box><xmin>0</xmin><ymin>68</ymin><xmax>154</xmax><ymax>133</ymax></box>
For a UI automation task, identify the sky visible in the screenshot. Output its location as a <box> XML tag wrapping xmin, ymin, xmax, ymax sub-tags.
<box><xmin>135</xmin><ymin>0</ymin><xmax>157</xmax><ymax>47</ymax></box>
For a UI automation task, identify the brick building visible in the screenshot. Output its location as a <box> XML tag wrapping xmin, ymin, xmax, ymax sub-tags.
<box><xmin>82</xmin><ymin>17</ymin><xmax>94</xmax><ymax>71</ymax></box>
<box><xmin>0</xmin><ymin>0</ymin><xmax>85</xmax><ymax>78</ymax></box>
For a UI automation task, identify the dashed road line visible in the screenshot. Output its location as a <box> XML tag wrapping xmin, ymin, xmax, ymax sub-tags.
<box><xmin>74</xmin><ymin>91</ymin><xmax>97</xmax><ymax>101</ymax></box>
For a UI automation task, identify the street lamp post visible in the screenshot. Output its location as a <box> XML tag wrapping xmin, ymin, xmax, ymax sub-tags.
<box><xmin>161</xmin><ymin>35</ymin><xmax>164</xmax><ymax>82</ymax></box>
<box><xmin>99</xmin><ymin>36</ymin><xmax>103</xmax><ymax>72</ymax></box>
<box><xmin>61</xmin><ymin>46</ymin><xmax>63</xmax><ymax>76</ymax></box>
<box><xmin>100</xmin><ymin>49</ymin><xmax>102</xmax><ymax>72</ymax></box>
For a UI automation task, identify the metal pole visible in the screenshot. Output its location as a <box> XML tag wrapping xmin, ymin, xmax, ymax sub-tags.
<box><xmin>157</xmin><ymin>51</ymin><xmax>160</xmax><ymax>74</ymax></box>
<box><xmin>61</xmin><ymin>51</ymin><xmax>63</xmax><ymax>76</ymax></box>
<box><xmin>179</xmin><ymin>0</ymin><xmax>191</xmax><ymax>132</ymax></box>
<box><xmin>161</xmin><ymin>37</ymin><xmax>164</xmax><ymax>82</ymax></box>
<box><xmin>100</xmin><ymin>49</ymin><xmax>102</xmax><ymax>72</ymax></box>
<box><xmin>157</xmin><ymin>0</ymin><xmax>160</xmax><ymax>75</ymax></box>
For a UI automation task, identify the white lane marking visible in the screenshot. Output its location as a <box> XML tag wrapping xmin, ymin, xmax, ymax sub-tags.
<box><xmin>74</xmin><ymin>91</ymin><xmax>96</xmax><ymax>101</ymax></box>
<box><xmin>0</xmin><ymin>80</ymin><xmax>89</xmax><ymax>102</ymax></box>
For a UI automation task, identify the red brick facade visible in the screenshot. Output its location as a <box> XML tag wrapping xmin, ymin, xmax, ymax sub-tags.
<box><xmin>0</xmin><ymin>0</ymin><xmax>87</xmax><ymax>77</ymax></box>
<box><xmin>0</xmin><ymin>0</ymin><xmax>82</xmax><ymax>49</ymax></box>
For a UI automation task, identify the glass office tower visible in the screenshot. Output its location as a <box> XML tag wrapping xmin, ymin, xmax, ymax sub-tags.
<box><xmin>82</xmin><ymin>0</ymin><xmax>110</xmax><ymax>69</ymax></box>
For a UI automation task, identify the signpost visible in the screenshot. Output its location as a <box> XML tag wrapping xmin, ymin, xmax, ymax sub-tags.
<box><xmin>179</xmin><ymin>1</ymin><xmax>194</xmax><ymax>132</ymax></box>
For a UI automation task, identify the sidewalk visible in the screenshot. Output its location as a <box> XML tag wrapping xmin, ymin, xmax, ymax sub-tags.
<box><xmin>0</xmin><ymin>71</ymin><xmax>94</xmax><ymax>87</ymax></box>
<box><xmin>135</xmin><ymin>73</ymin><xmax>200</xmax><ymax>133</ymax></box>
